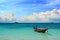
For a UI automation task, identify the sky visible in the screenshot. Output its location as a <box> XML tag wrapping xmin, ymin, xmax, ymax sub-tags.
<box><xmin>0</xmin><ymin>0</ymin><xmax>60</xmax><ymax>23</ymax></box>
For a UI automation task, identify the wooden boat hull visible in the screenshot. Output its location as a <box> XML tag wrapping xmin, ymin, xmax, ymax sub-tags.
<box><xmin>34</xmin><ymin>28</ymin><xmax>48</xmax><ymax>33</ymax></box>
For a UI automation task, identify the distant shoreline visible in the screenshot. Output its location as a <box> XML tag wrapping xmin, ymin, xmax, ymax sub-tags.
<box><xmin>0</xmin><ymin>23</ymin><xmax>59</xmax><ymax>24</ymax></box>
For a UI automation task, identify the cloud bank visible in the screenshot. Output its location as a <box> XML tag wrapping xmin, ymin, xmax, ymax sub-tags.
<box><xmin>0</xmin><ymin>9</ymin><xmax>60</xmax><ymax>23</ymax></box>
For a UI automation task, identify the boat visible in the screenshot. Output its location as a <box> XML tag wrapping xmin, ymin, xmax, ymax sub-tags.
<box><xmin>33</xmin><ymin>27</ymin><xmax>48</xmax><ymax>33</ymax></box>
<box><xmin>15</xmin><ymin>22</ymin><xmax>19</xmax><ymax>24</ymax></box>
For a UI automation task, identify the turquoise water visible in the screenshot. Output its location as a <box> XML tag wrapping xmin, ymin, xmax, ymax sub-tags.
<box><xmin>0</xmin><ymin>23</ymin><xmax>60</xmax><ymax>40</ymax></box>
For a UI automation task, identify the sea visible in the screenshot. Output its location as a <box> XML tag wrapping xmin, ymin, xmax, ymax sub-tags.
<box><xmin>0</xmin><ymin>23</ymin><xmax>60</xmax><ymax>40</ymax></box>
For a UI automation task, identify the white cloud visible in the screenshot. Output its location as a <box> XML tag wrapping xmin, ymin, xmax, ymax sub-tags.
<box><xmin>0</xmin><ymin>9</ymin><xmax>60</xmax><ymax>23</ymax></box>
<box><xmin>46</xmin><ymin>0</ymin><xmax>60</xmax><ymax>7</ymax></box>
<box><xmin>19</xmin><ymin>9</ymin><xmax>60</xmax><ymax>23</ymax></box>
<box><xmin>0</xmin><ymin>13</ymin><xmax>17</xmax><ymax>23</ymax></box>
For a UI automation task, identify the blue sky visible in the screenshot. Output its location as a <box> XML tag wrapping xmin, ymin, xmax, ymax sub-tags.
<box><xmin>0</xmin><ymin>0</ymin><xmax>60</xmax><ymax>23</ymax></box>
<box><xmin>0</xmin><ymin>0</ymin><xmax>58</xmax><ymax>17</ymax></box>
